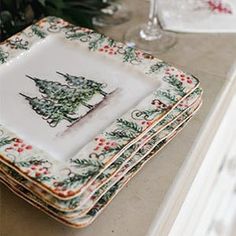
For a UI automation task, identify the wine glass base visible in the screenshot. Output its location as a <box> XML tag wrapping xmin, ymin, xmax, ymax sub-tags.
<box><xmin>124</xmin><ymin>25</ymin><xmax>176</xmax><ymax>54</ymax></box>
<box><xmin>92</xmin><ymin>3</ymin><xmax>131</xmax><ymax>27</ymax></box>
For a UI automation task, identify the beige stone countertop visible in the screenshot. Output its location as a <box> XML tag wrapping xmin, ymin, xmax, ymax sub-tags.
<box><xmin>1</xmin><ymin>1</ymin><xmax>236</xmax><ymax>236</ymax></box>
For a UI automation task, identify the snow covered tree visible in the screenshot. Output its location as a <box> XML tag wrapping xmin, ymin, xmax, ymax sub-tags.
<box><xmin>21</xmin><ymin>72</ymin><xmax>111</xmax><ymax>127</ymax></box>
<box><xmin>57</xmin><ymin>71</ymin><xmax>108</xmax><ymax>97</ymax></box>
<box><xmin>19</xmin><ymin>93</ymin><xmax>79</xmax><ymax>127</ymax></box>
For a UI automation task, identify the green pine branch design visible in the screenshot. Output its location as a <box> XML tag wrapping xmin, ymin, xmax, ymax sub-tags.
<box><xmin>87</xmin><ymin>205</ymin><xmax>99</xmax><ymax>217</ymax></box>
<box><xmin>158</xmin><ymin>113</ymin><xmax>175</xmax><ymax>126</ymax></box>
<box><xmin>109</xmin><ymin>155</ymin><xmax>126</xmax><ymax>169</ymax></box>
<box><xmin>98</xmin><ymin>183</ymin><xmax>119</xmax><ymax>205</ymax></box>
<box><xmin>164</xmin><ymin>75</ymin><xmax>186</xmax><ymax>96</ymax></box>
<box><xmin>71</xmin><ymin>159</ymin><xmax>104</xmax><ymax>169</ymax></box>
<box><xmin>155</xmin><ymin>89</ymin><xmax>178</xmax><ymax>104</ymax></box>
<box><xmin>0</xmin><ymin>137</ymin><xmax>14</xmax><ymax>148</ymax></box>
<box><xmin>88</xmin><ymin>34</ymin><xmax>106</xmax><ymax>51</ymax></box>
<box><xmin>148</xmin><ymin>61</ymin><xmax>167</xmax><ymax>74</ymax></box>
<box><xmin>105</xmin><ymin>130</ymin><xmax>136</xmax><ymax>141</ymax></box>
<box><xmin>103</xmin><ymin>127</ymin><xmax>137</xmax><ymax>156</ymax></box>
<box><xmin>35</xmin><ymin>175</ymin><xmax>54</xmax><ymax>182</ymax></box>
<box><xmin>31</xmin><ymin>25</ymin><xmax>47</xmax><ymax>39</ymax></box>
<box><xmin>68</xmin><ymin>198</ymin><xmax>80</xmax><ymax>210</ymax></box>
<box><xmin>65</xmin><ymin>30</ymin><xmax>106</xmax><ymax>51</ymax></box>
<box><xmin>16</xmin><ymin>159</ymin><xmax>48</xmax><ymax>168</ymax></box>
<box><xmin>98</xmin><ymin>146</ymin><xmax>136</xmax><ymax>180</ymax></box>
<box><xmin>191</xmin><ymin>87</ymin><xmax>202</xmax><ymax>96</ymax></box>
<box><xmin>100</xmin><ymin>143</ymin><xmax>125</xmax><ymax>157</ymax></box>
<box><xmin>88</xmin><ymin>184</ymin><xmax>120</xmax><ymax>216</ymax></box>
<box><xmin>55</xmin><ymin>168</ymin><xmax>100</xmax><ymax>188</ymax></box>
<box><xmin>107</xmin><ymin>38</ymin><xmax>116</xmax><ymax>47</ymax></box>
<box><xmin>0</xmin><ymin>49</ymin><xmax>9</xmax><ymax>64</ymax></box>
<box><xmin>96</xmin><ymin>171</ymin><xmax>111</xmax><ymax>181</ymax></box>
<box><xmin>117</xmin><ymin>118</ymin><xmax>143</xmax><ymax>134</ymax></box>
<box><xmin>123</xmin><ymin>47</ymin><xmax>138</xmax><ymax>63</ymax></box>
<box><xmin>65</xmin><ymin>31</ymin><xmax>88</xmax><ymax>40</ymax></box>
<box><xmin>87</xmin><ymin>136</ymin><xmax>164</xmax><ymax>218</ymax></box>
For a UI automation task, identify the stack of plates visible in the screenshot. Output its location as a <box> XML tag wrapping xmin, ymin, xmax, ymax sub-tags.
<box><xmin>0</xmin><ymin>17</ymin><xmax>202</xmax><ymax>228</ymax></box>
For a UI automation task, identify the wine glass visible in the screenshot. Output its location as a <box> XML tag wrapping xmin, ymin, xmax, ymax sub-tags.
<box><xmin>124</xmin><ymin>0</ymin><xmax>176</xmax><ymax>54</ymax></box>
<box><xmin>92</xmin><ymin>0</ymin><xmax>131</xmax><ymax>27</ymax></box>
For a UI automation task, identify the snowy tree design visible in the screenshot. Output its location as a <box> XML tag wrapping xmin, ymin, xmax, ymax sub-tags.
<box><xmin>56</xmin><ymin>72</ymin><xmax>108</xmax><ymax>97</ymax></box>
<box><xmin>20</xmin><ymin>72</ymin><xmax>113</xmax><ymax>127</ymax></box>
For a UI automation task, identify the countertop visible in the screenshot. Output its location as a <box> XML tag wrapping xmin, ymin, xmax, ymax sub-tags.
<box><xmin>1</xmin><ymin>1</ymin><xmax>236</xmax><ymax>236</ymax></box>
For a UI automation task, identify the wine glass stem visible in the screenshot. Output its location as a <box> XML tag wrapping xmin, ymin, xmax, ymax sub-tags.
<box><xmin>140</xmin><ymin>0</ymin><xmax>162</xmax><ymax>40</ymax></box>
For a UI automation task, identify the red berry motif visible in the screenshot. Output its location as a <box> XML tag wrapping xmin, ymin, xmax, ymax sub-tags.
<box><xmin>26</xmin><ymin>145</ymin><xmax>32</xmax><ymax>150</ymax></box>
<box><xmin>21</xmin><ymin>162</ymin><xmax>51</xmax><ymax>179</ymax></box>
<box><xmin>208</xmin><ymin>0</ymin><xmax>232</xmax><ymax>14</ymax></box>
<box><xmin>165</xmin><ymin>67</ymin><xmax>178</xmax><ymax>75</ymax></box>
<box><xmin>94</xmin><ymin>137</ymin><xmax>117</xmax><ymax>152</ymax></box>
<box><xmin>5</xmin><ymin>138</ymin><xmax>33</xmax><ymax>154</ymax></box>
<box><xmin>35</xmin><ymin>172</ymin><xmax>41</xmax><ymax>177</ymax></box>
<box><xmin>17</xmin><ymin>148</ymin><xmax>24</xmax><ymax>153</ymax></box>
<box><xmin>141</xmin><ymin>120</ymin><xmax>153</xmax><ymax>127</ymax></box>
<box><xmin>15</xmin><ymin>138</ymin><xmax>23</xmax><ymax>143</ymax></box>
<box><xmin>98</xmin><ymin>44</ymin><xmax>118</xmax><ymax>55</ymax></box>
<box><xmin>179</xmin><ymin>101</ymin><xmax>188</xmax><ymax>108</ymax></box>
<box><xmin>174</xmin><ymin>72</ymin><xmax>193</xmax><ymax>84</ymax></box>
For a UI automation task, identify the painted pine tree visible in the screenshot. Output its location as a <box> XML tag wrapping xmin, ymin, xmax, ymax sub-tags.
<box><xmin>19</xmin><ymin>94</ymin><xmax>78</xmax><ymax>127</ymax></box>
<box><xmin>57</xmin><ymin>71</ymin><xmax>108</xmax><ymax>97</ymax></box>
<box><xmin>21</xmin><ymin>73</ymin><xmax>111</xmax><ymax>127</ymax></box>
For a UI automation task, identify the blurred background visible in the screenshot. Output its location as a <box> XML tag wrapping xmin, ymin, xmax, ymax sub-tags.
<box><xmin>0</xmin><ymin>0</ymin><xmax>111</xmax><ymax>41</ymax></box>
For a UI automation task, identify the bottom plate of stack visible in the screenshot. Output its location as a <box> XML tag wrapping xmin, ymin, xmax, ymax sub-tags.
<box><xmin>0</xmin><ymin>89</ymin><xmax>202</xmax><ymax>228</ymax></box>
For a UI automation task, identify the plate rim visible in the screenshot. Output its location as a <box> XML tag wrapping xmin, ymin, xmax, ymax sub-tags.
<box><xmin>0</xmin><ymin>16</ymin><xmax>200</xmax><ymax>199</ymax></box>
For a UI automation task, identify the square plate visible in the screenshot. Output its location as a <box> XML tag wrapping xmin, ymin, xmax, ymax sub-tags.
<box><xmin>0</xmin><ymin>17</ymin><xmax>200</xmax><ymax>199</ymax></box>
<box><xmin>0</xmin><ymin>92</ymin><xmax>202</xmax><ymax>218</ymax></box>
<box><xmin>0</xmin><ymin>108</ymin><xmax>198</xmax><ymax>228</ymax></box>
